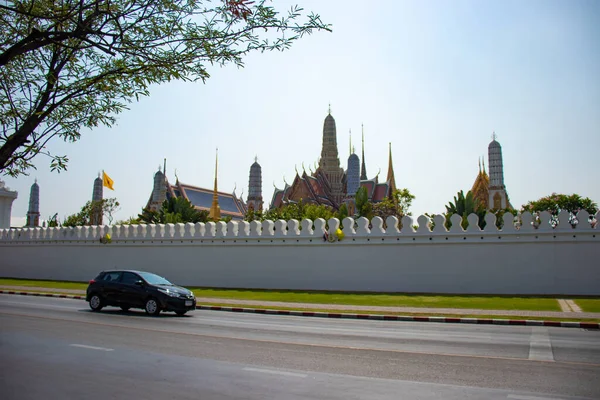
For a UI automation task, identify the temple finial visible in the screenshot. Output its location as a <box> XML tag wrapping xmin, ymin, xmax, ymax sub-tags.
<box><xmin>208</xmin><ymin>147</ymin><xmax>220</xmax><ymax>221</ymax></box>
<box><xmin>349</xmin><ymin>129</ymin><xmax>352</xmax><ymax>154</ymax></box>
<box><xmin>164</xmin><ymin>158</ymin><xmax>167</xmax><ymax>176</ymax></box>
<box><xmin>328</xmin><ymin>103</ymin><xmax>331</xmax><ymax>114</ymax></box>
<box><xmin>254</xmin><ymin>155</ymin><xmax>258</xmax><ymax>163</ymax></box>
<box><xmin>492</xmin><ymin>131</ymin><xmax>497</xmax><ymax>141</ymax></box>
<box><xmin>387</xmin><ymin>142</ymin><xmax>396</xmax><ymax>192</ymax></box>
<box><xmin>482</xmin><ymin>156</ymin><xmax>486</xmax><ymax>173</ymax></box>
<box><xmin>360</xmin><ymin>124</ymin><xmax>367</xmax><ymax>180</ymax></box>
<box><xmin>478</xmin><ymin>157</ymin><xmax>481</xmax><ymax>173</ymax></box>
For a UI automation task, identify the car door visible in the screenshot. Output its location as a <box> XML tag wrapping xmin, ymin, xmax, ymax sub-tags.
<box><xmin>100</xmin><ymin>271</ymin><xmax>122</xmax><ymax>304</ymax></box>
<box><xmin>118</xmin><ymin>272</ymin><xmax>146</xmax><ymax>307</ymax></box>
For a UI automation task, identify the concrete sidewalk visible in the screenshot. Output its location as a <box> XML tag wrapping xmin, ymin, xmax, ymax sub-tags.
<box><xmin>1</xmin><ymin>285</ymin><xmax>599</xmax><ymax>320</ymax></box>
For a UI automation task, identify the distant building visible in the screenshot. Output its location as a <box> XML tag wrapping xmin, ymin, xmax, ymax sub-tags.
<box><xmin>472</xmin><ymin>134</ymin><xmax>513</xmax><ymax>210</ymax></box>
<box><xmin>0</xmin><ymin>179</ymin><xmax>18</xmax><ymax>229</ymax></box>
<box><xmin>247</xmin><ymin>157</ymin><xmax>263</xmax><ymax>212</ymax></box>
<box><xmin>26</xmin><ymin>180</ymin><xmax>40</xmax><ymax>227</ymax></box>
<box><xmin>270</xmin><ymin>110</ymin><xmax>396</xmax><ymax>210</ymax></box>
<box><xmin>90</xmin><ymin>174</ymin><xmax>103</xmax><ymax>226</ymax></box>
<box><xmin>146</xmin><ymin>162</ymin><xmax>247</xmax><ymax>221</ymax></box>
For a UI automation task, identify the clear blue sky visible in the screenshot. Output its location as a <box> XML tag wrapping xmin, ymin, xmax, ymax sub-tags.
<box><xmin>4</xmin><ymin>0</ymin><xmax>600</xmax><ymax>226</ymax></box>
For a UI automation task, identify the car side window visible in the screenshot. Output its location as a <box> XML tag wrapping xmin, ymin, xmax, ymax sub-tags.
<box><xmin>120</xmin><ymin>272</ymin><xmax>140</xmax><ymax>285</ymax></box>
<box><xmin>102</xmin><ymin>272</ymin><xmax>122</xmax><ymax>282</ymax></box>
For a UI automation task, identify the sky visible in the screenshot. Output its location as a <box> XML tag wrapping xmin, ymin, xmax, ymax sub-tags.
<box><xmin>3</xmin><ymin>0</ymin><xmax>600</xmax><ymax>226</ymax></box>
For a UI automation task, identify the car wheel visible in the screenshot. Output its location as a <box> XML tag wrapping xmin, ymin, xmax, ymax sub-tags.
<box><xmin>175</xmin><ymin>310</ymin><xmax>187</xmax><ymax>316</ymax></box>
<box><xmin>120</xmin><ymin>305</ymin><xmax>130</xmax><ymax>312</ymax></box>
<box><xmin>89</xmin><ymin>294</ymin><xmax>103</xmax><ymax>312</ymax></box>
<box><xmin>144</xmin><ymin>298</ymin><xmax>160</xmax><ymax>316</ymax></box>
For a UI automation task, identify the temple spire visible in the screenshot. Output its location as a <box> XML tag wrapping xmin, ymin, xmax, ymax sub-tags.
<box><xmin>208</xmin><ymin>148</ymin><xmax>221</xmax><ymax>221</ymax></box>
<box><xmin>349</xmin><ymin>129</ymin><xmax>352</xmax><ymax>155</ymax></box>
<box><xmin>360</xmin><ymin>124</ymin><xmax>367</xmax><ymax>180</ymax></box>
<box><xmin>387</xmin><ymin>142</ymin><xmax>396</xmax><ymax>192</ymax></box>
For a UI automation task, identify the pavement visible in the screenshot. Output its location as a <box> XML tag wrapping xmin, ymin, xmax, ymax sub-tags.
<box><xmin>1</xmin><ymin>294</ymin><xmax>600</xmax><ymax>400</ymax></box>
<box><xmin>1</xmin><ymin>285</ymin><xmax>599</xmax><ymax>327</ymax></box>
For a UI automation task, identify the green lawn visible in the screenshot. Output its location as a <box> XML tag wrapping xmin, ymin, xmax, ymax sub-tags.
<box><xmin>0</xmin><ymin>278</ymin><xmax>562</xmax><ymax>311</ymax></box>
<box><xmin>575</xmin><ymin>299</ymin><xmax>600</xmax><ymax>313</ymax></box>
<box><xmin>188</xmin><ymin>288</ymin><xmax>561</xmax><ymax>311</ymax></box>
<box><xmin>0</xmin><ymin>278</ymin><xmax>88</xmax><ymax>290</ymax></box>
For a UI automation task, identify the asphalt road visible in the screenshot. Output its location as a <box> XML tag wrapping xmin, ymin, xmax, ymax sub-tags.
<box><xmin>1</xmin><ymin>294</ymin><xmax>599</xmax><ymax>400</ymax></box>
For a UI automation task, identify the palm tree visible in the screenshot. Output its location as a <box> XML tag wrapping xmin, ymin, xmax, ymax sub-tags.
<box><xmin>445</xmin><ymin>190</ymin><xmax>486</xmax><ymax>229</ymax></box>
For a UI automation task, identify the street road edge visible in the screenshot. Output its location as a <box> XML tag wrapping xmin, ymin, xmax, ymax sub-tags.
<box><xmin>1</xmin><ymin>289</ymin><xmax>598</xmax><ymax>330</ymax></box>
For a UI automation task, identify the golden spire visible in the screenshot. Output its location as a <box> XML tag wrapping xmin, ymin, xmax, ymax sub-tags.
<box><xmin>387</xmin><ymin>142</ymin><xmax>396</xmax><ymax>193</ymax></box>
<box><xmin>208</xmin><ymin>148</ymin><xmax>221</xmax><ymax>221</ymax></box>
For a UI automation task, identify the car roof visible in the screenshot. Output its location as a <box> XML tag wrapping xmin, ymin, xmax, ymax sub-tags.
<box><xmin>100</xmin><ymin>269</ymin><xmax>155</xmax><ymax>275</ymax></box>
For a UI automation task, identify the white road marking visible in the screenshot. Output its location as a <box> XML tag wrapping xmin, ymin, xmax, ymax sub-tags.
<box><xmin>528</xmin><ymin>327</ymin><xmax>554</xmax><ymax>362</ymax></box>
<box><xmin>565</xmin><ymin>300</ymin><xmax>582</xmax><ymax>313</ymax></box>
<box><xmin>557</xmin><ymin>299</ymin><xmax>571</xmax><ymax>312</ymax></box>
<box><xmin>243</xmin><ymin>367</ymin><xmax>307</xmax><ymax>378</ymax></box>
<box><xmin>70</xmin><ymin>344</ymin><xmax>114</xmax><ymax>352</ymax></box>
<box><xmin>507</xmin><ymin>394</ymin><xmax>567</xmax><ymax>400</ymax></box>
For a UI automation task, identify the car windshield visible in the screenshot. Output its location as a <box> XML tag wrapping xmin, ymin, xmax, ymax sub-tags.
<box><xmin>137</xmin><ymin>272</ymin><xmax>172</xmax><ymax>285</ymax></box>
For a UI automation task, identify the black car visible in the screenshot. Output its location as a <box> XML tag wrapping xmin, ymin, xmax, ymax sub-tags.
<box><xmin>86</xmin><ymin>270</ymin><xmax>196</xmax><ymax>316</ymax></box>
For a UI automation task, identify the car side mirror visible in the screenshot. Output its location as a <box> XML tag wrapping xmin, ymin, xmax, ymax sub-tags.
<box><xmin>135</xmin><ymin>280</ymin><xmax>145</xmax><ymax>286</ymax></box>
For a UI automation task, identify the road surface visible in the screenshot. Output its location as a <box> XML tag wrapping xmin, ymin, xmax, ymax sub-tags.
<box><xmin>1</xmin><ymin>294</ymin><xmax>599</xmax><ymax>399</ymax></box>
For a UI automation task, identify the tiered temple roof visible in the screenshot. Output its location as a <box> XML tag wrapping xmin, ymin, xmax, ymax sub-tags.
<box><xmin>147</xmin><ymin>170</ymin><xmax>246</xmax><ymax>220</ymax></box>
<box><xmin>269</xmin><ymin>111</ymin><xmax>396</xmax><ymax>210</ymax></box>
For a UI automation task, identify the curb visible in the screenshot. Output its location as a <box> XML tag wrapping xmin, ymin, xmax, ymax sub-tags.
<box><xmin>2</xmin><ymin>290</ymin><xmax>598</xmax><ymax>330</ymax></box>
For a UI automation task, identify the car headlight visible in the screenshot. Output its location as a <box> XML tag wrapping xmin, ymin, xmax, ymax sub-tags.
<box><xmin>158</xmin><ymin>288</ymin><xmax>179</xmax><ymax>297</ymax></box>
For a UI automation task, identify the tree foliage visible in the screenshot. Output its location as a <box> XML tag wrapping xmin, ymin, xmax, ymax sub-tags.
<box><xmin>521</xmin><ymin>193</ymin><xmax>597</xmax><ymax>216</ymax></box>
<box><xmin>138</xmin><ymin>196</ymin><xmax>208</xmax><ymax>224</ymax></box>
<box><xmin>372</xmin><ymin>188</ymin><xmax>415</xmax><ymax>221</ymax></box>
<box><xmin>445</xmin><ymin>190</ymin><xmax>486</xmax><ymax>230</ymax></box>
<box><xmin>0</xmin><ymin>0</ymin><xmax>330</xmax><ymax>176</ymax></box>
<box><xmin>62</xmin><ymin>197</ymin><xmax>120</xmax><ymax>226</ymax></box>
<box><xmin>354</xmin><ymin>186</ymin><xmax>373</xmax><ymax>219</ymax></box>
<box><xmin>521</xmin><ymin>193</ymin><xmax>598</xmax><ymax>228</ymax></box>
<box><xmin>260</xmin><ymin>200</ymin><xmax>336</xmax><ymax>222</ymax></box>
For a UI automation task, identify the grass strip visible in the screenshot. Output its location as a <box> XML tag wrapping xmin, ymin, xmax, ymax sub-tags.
<box><xmin>188</xmin><ymin>289</ymin><xmax>563</xmax><ymax>311</ymax></box>
<box><xmin>0</xmin><ymin>278</ymin><xmax>88</xmax><ymax>290</ymax></box>
<box><xmin>574</xmin><ymin>299</ymin><xmax>600</xmax><ymax>313</ymax></box>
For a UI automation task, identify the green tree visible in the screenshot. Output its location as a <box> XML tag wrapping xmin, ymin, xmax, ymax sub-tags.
<box><xmin>445</xmin><ymin>190</ymin><xmax>486</xmax><ymax>230</ymax></box>
<box><xmin>521</xmin><ymin>193</ymin><xmax>598</xmax><ymax>227</ymax></box>
<box><xmin>0</xmin><ymin>0</ymin><xmax>330</xmax><ymax>176</ymax></box>
<box><xmin>336</xmin><ymin>203</ymin><xmax>348</xmax><ymax>222</ymax></box>
<box><xmin>114</xmin><ymin>216</ymin><xmax>140</xmax><ymax>225</ymax></box>
<box><xmin>46</xmin><ymin>213</ymin><xmax>59</xmax><ymax>227</ymax></box>
<box><xmin>62</xmin><ymin>198</ymin><xmax>120</xmax><ymax>226</ymax></box>
<box><xmin>372</xmin><ymin>188</ymin><xmax>415</xmax><ymax>221</ymax></box>
<box><xmin>354</xmin><ymin>186</ymin><xmax>373</xmax><ymax>219</ymax></box>
<box><xmin>138</xmin><ymin>197</ymin><xmax>208</xmax><ymax>224</ymax></box>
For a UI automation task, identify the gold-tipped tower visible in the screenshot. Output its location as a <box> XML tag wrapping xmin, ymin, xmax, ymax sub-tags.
<box><xmin>208</xmin><ymin>148</ymin><xmax>221</xmax><ymax>221</ymax></box>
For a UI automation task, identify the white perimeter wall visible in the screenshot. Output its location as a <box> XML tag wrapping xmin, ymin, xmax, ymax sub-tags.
<box><xmin>1</xmin><ymin>212</ymin><xmax>599</xmax><ymax>295</ymax></box>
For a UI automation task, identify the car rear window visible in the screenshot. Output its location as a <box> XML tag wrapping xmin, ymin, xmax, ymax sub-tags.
<box><xmin>102</xmin><ymin>272</ymin><xmax>122</xmax><ymax>282</ymax></box>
